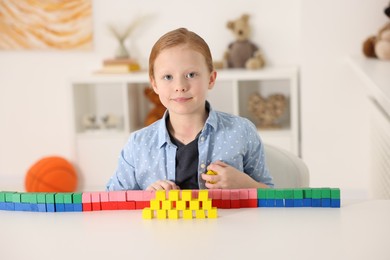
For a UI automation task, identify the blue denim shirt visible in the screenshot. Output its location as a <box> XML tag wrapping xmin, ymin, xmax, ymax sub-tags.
<box><xmin>106</xmin><ymin>102</ymin><xmax>273</xmax><ymax>190</ymax></box>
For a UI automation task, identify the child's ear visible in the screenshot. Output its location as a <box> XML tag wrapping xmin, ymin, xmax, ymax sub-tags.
<box><xmin>150</xmin><ymin>78</ymin><xmax>159</xmax><ymax>94</ymax></box>
<box><xmin>208</xmin><ymin>70</ymin><xmax>217</xmax><ymax>89</ymax></box>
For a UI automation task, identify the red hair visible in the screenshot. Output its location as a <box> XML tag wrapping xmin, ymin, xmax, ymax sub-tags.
<box><xmin>149</xmin><ymin>28</ymin><xmax>214</xmax><ymax>80</ymax></box>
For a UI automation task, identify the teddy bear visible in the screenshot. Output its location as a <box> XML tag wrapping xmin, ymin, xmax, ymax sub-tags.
<box><xmin>144</xmin><ymin>87</ymin><xmax>166</xmax><ymax>126</ymax></box>
<box><xmin>362</xmin><ymin>3</ymin><xmax>390</xmax><ymax>60</ymax></box>
<box><xmin>223</xmin><ymin>14</ymin><xmax>265</xmax><ymax>69</ymax></box>
<box><xmin>247</xmin><ymin>92</ymin><xmax>287</xmax><ymax>128</ymax></box>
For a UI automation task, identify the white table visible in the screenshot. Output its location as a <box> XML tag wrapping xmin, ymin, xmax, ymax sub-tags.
<box><xmin>1</xmin><ymin>200</ymin><xmax>389</xmax><ymax>260</ymax></box>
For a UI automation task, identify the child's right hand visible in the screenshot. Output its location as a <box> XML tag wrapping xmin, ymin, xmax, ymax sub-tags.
<box><xmin>146</xmin><ymin>180</ymin><xmax>180</xmax><ymax>191</ymax></box>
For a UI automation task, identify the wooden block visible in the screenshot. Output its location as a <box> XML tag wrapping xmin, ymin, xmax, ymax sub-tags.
<box><xmin>221</xmin><ymin>190</ymin><xmax>231</xmax><ymax>200</ymax></box>
<box><xmin>210</xmin><ymin>189</ymin><xmax>222</xmax><ymax>200</ymax></box>
<box><xmin>168</xmin><ymin>190</ymin><xmax>180</xmax><ymax>201</ymax></box>
<box><xmin>198</xmin><ymin>190</ymin><xmax>209</xmax><ymax>201</ymax></box>
<box><xmin>189</xmin><ymin>200</ymin><xmax>200</xmax><ymax>210</ymax></box>
<box><xmin>150</xmin><ymin>199</ymin><xmax>160</xmax><ymax>210</ymax></box>
<box><xmin>195</xmin><ymin>209</ymin><xmax>206</xmax><ymax>219</ymax></box>
<box><xmin>155</xmin><ymin>190</ymin><xmax>166</xmax><ymax>201</ymax></box>
<box><xmin>168</xmin><ymin>209</ymin><xmax>179</xmax><ymax>219</ymax></box>
<box><xmin>99</xmin><ymin>192</ymin><xmax>109</xmax><ymax>202</ymax></box>
<box><xmin>183</xmin><ymin>209</ymin><xmax>193</xmax><ymax>219</ymax></box>
<box><xmin>230</xmin><ymin>189</ymin><xmax>240</xmax><ymax>200</ymax></box>
<box><xmin>162</xmin><ymin>200</ymin><xmax>173</xmax><ymax>210</ymax></box>
<box><xmin>248</xmin><ymin>189</ymin><xmax>257</xmax><ymax>199</ymax></box>
<box><xmin>142</xmin><ymin>208</ymin><xmax>154</xmax><ymax>219</ymax></box>
<box><xmin>239</xmin><ymin>189</ymin><xmax>249</xmax><ymax>200</ymax></box>
<box><xmin>181</xmin><ymin>190</ymin><xmax>192</xmax><ymax>201</ymax></box>
<box><xmin>207</xmin><ymin>207</ymin><xmax>218</xmax><ymax>219</ymax></box>
<box><xmin>117</xmin><ymin>201</ymin><xmax>136</xmax><ymax>210</ymax></box>
<box><xmin>157</xmin><ymin>209</ymin><xmax>167</xmax><ymax>219</ymax></box>
<box><xmin>202</xmin><ymin>199</ymin><xmax>212</xmax><ymax>210</ymax></box>
<box><xmin>176</xmin><ymin>200</ymin><xmax>186</xmax><ymax>210</ymax></box>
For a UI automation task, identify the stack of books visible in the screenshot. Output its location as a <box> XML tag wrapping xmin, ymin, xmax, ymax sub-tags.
<box><xmin>96</xmin><ymin>58</ymin><xmax>141</xmax><ymax>73</ymax></box>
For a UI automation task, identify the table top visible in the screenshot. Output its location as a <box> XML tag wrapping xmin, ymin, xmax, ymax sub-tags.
<box><xmin>1</xmin><ymin>199</ymin><xmax>389</xmax><ymax>260</ymax></box>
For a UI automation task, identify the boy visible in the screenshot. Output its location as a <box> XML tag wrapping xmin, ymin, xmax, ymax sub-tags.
<box><xmin>106</xmin><ymin>28</ymin><xmax>273</xmax><ymax>191</ymax></box>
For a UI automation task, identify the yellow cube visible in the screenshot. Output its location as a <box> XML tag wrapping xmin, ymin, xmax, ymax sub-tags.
<box><xmin>168</xmin><ymin>209</ymin><xmax>179</xmax><ymax>219</ymax></box>
<box><xmin>156</xmin><ymin>190</ymin><xmax>166</xmax><ymax>201</ymax></box>
<box><xmin>176</xmin><ymin>200</ymin><xmax>186</xmax><ymax>210</ymax></box>
<box><xmin>181</xmin><ymin>190</ymin><xmax>192</xmax><ymax>201</ymax></box>
<box><xmin>183</xmin><ymin>209</ymin><xmax>193</xmax><ymax>219</ymax></box>
<box><xmin>208</xmin><ymin>207</ymin><xmax>218</xmax><ymax>219</ymax></box>
<box><xmin>169</xmin><ymin>190</ymin><xmax>180</xmax><ymax>201</ymax></box>
<box><xmin>202</xmin><ymin>199</ymin><xmax>212</xmax><ymax>210</ymax></box>
<box><xmin>198</xmin><ymin>190</ymin><xmax>209</xmax><ymax>201</ymax></box>
<box><xmin>162</xmin><ymin>200</ymin><xmax>172</xmax><ymax>210</ymax></box>
<box><xmin>189</xmin><ymin>200</ymin><xmax>200</xmax><ymax>210</ymax></box>
<box><xmin>196</xmin><ymin>209</ymin><xmax>206</xmax><ymax>219</ymax></box>
<box><xmin>150</xmin><ymin>199</ymin><xmax>160</xmax><ymax>210</ymax></box>
<box><xmin>142</xmin><ymin>208</ymin><xmax>154</xmax><ymax>219</ymax></box>
<box><xmin>157</xmin><ymin>209</ymin><xmax>167</xmax><ymax>219</ymax></box>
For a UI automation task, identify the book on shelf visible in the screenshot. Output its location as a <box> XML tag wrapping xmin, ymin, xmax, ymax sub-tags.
<box><xmin>95</xmin><ymin>58</ymin><xmax>141</xmax><ymax>74</ymax></box>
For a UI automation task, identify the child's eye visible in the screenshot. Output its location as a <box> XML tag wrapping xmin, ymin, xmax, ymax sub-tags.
<box><xmin>163</xmin><ymin>75</ymin><xmax>173</xmax><ymax>80</ymax></box>
<box><xmin>185</xmin><ymin>72</ymin><xmax>197</xmax><ymax>79</ymax></box>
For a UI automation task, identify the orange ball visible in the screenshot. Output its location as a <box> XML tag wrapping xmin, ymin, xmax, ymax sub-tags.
<box><xmin>25</xmin><ymin>156</ymin><xmax>78</xmax><ymax>192</ymax></box>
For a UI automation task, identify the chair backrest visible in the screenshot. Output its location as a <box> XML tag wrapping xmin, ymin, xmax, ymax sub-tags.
<box><xmin>264</xmin><ymin>143</ymin><xmax>310</xmax><ymax>188</ymax></box>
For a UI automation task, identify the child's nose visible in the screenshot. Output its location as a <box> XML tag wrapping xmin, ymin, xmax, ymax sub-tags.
<box><xmin>175</xmin><ymin>78</ymin><xmax>188</xmax><ymax>92</ymax></box>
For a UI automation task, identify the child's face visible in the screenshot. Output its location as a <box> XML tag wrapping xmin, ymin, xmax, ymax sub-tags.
<box><xmin>151</xmin><ymin>44</ymin><xmax>216</xmax><ymax>117</ymax></box>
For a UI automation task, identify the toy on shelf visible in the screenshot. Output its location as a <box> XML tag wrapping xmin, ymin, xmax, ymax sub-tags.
<box><xmin>247</xmin><ymin>92</ymin><xmax>287</xmax><ymax>128</ymax></box>
<box><xmin>25</xmin><ymin>156</ymin><xmax>77</xmax><ymax>192</ymax></box>
<box><xmin>81</xmin><ymin>113</ymin><xmax>121</xmax><ymax>132</ymax></box>
<box><xmin>362</xmin><ymin>3</ymin><xmax>390</xmax><ymax>60</ymax></box>
<box><xmin>222</xmin><ymin>14</ymin><xmax>265</xmax><ymax>70</ymax></box>
<box><xmin>144</xmin><ymin>87</ymin><xmax>166</xmax><ymax>126</ymax></box>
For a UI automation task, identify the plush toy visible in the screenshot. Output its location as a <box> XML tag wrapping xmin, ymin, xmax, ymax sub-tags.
<box><xmin>247</xmin><ymin>92</ymin><xmax>287</xmax><ymax>128</ymax></box>
<box><xmin>224</xmin><ymin>14</ymin><xmax>265</xmax><ymax>69</ymax></box>
<box><xmin>362</xmin><ymin>3</ymin><xmax>390</xmax><ymax>60</ymax></box>
<box><xmin>144</xmin><ymin>87</ymin><xmax>166</xmax><ymax>126</ymax></box>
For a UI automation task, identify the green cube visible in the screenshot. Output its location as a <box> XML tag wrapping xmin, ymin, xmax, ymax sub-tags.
<box><xmin>0</xmin><ymin>192</ymin><xmax>5</xmax><ymax>202</ymax></box>
<box><xmin>331</xmin><ymin>188</ymin><xmax>341</xmax><ymax>199</ymax></box>
<box><xmin>12</xmin><ymin>193</ymin><xmax>21</xmax><ymax>203</ymax></box>
<box><xmin>45</xmin><ymin>193</ymin><xmax>56</xmax><ymax>204</ymax></box>
<box><xmin>64</xmin><ymin>193</ymin><xmax>73</xmax><ymax>204</ymax></box>
<box><xmin>303</xmin><ymin>189</ymin><xmax>312</xmax><ymax>198</ymax></box>
<box><xmin>266</xmin><ymin>189</ymin><xmax>275</xmax><ymax>199</ymax></box>
<box><xmin>21</xmin><ymin>193</ymin><xmax>31</xmax><ymax>203</ymax></box>
<box><xmin>37</xmin><ymin>193</ymin><xmax>46</xmax><ymax>204</ymax></box>
<box><xmin>73</xmin><ymin>193</ymin><xmax>82</xmax><ymax>204</ymax></box>
<box><xmin>257</xmin><ymin>189</ymin><xmax>266</xmax><ymax>199</ymax></box>
<box><xmin>55</xmin><ymin>193</ymin><xmax>65</xmax><ymax>204</ymax></box>
<box><xmin>312</xmin><ymin>188</ymin><xmax>322</xmax><ymax>199</ymax></box>
<box><xmin>275</xmin><ymin>189</ymin><xmax>284</xmax><ymax>199</ymax></box>
<box><xmin>293</xmin><ymin>189</ymin><xmax>303</xmax><ymax>199</ymax></box>
<box><xmin>5</xmin><ymin>192</ymin><xmax>15</xmax><ymax>202</ymax></box>
<box><xmin>321</xmin><ymin>188</ymin><xmax>331</xmax><ymax>199</ymax></box>
<box><xmin>283</xmin><ymin>189</ymin><xmax>294</xmax><ymax>199</ymax></box>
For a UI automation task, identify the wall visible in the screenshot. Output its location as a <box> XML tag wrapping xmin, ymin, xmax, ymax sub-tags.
<box><xmin>0</xmin><ymin>0</ymin><xmax>388</xmax><ymax>196</ymax></box>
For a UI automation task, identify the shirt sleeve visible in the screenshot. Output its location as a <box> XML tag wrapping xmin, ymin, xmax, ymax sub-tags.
<box><xmin>105</xmin><ymin>134</ymin><xmax>141</xmax><ymax>191</ymax></box>
<box><xmin>244</xmin><ymin>120</ymin><xmax>274</xmax><ymax>188</ymax></box>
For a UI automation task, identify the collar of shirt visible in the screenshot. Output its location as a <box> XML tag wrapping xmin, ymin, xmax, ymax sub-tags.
<box><xmin>156</xmin><ymin>101</ymin><xmax>217</xmax><ymax>148</ymax></box>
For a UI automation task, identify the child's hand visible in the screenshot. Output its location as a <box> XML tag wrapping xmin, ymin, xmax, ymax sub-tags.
<box><xmin>201</xmin><ymin>161</ymin><xmax>268</xmax><ymax>189</ymax></box>
<box><xmin>146</xmin><ymin>180</ymin><xmax>180</xmax><ymax>191</ymax></box>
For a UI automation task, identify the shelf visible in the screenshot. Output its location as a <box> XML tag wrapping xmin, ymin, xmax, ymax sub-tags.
<box><xmin>348</xmin><ymin>56</ymin><xmax>390</xmax><ymax>116</ymax></box>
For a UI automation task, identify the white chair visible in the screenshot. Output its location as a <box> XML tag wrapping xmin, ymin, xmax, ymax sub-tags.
<box><xmin>264</xmin><ymin>143</ymin><xmax>310</xmax><ymax>188</ymax></box>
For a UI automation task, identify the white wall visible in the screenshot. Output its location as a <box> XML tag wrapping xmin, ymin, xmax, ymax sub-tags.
<box><xmin>0</xmin><ymin>0</ymin><xmax>388</xmax><ymax>195</ymax></box>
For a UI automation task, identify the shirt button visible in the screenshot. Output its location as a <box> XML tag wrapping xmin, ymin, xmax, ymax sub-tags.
<box><xmin>200</xmin><ymin>164</ymin><xmax>206</xmax><ymax>169</ymax></box>
<box><xmin>200</xmin><ymin>136</ymin><xmax>205</xmax><ymax>142</ymax></box>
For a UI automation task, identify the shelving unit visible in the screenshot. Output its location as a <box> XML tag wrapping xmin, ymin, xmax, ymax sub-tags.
<box><xmin>70</xmin><ymin>67</ymin><xmax>300</xmax><ymax>190</ymax></box>
<box><xmin>349</xmin><ymin>57</ymin><xmax>390</xmax><ymax>199</ymax></box>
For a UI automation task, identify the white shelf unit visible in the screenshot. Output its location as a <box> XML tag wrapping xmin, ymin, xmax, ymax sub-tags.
<box><xmin>70</xmin><ymin>67</ymin><xmax>300</xmax><ymax>190</ymax></box>
<box><xmin>349</xmin><ymin>57</ymin><xmax>390</xmax><ymax>199</ymax></box>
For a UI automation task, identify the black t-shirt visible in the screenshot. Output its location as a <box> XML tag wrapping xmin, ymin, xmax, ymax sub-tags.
<box><xmin>169</xmin><ymin>132</ymin><xmax>200</xmax><ymax>189</ymax></box>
